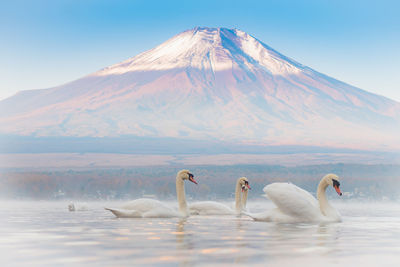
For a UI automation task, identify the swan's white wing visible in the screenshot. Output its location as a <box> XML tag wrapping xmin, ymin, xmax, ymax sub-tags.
<box><xmin>143</xmin><ymin>207</ymin><xmax>181</xmax><ymax>218</ymax></box>
<box><xmin>106</xmin><ymin>198</ymin><xmax>180</xmax><ymax>218</ymax></box>
<box><xmin>121</xmin><ymin>198</ymin><xmax>171</xmax><ymax>212</ymax></box>
<box><xmin>264</xmin><ymin>183</ymin><xmax>321</xmax><ymax>221</ymax></box>
<box><xmin>189</xmin><ymin>201</ymin><xmax>234</xmax><ymax>215</ymax></box>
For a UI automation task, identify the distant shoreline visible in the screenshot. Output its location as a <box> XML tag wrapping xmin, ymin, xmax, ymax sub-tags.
<box><xmin>1</xmin><ymin>152</ymin><xmax>399</xmax><ymax>170</ymax></box>
<box><xmin>1</xmin><ymin>163</ymin><xmax>399</xmax><ymax>200</ymax></box>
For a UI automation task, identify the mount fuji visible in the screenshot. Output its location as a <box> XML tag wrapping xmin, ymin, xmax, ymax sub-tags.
<box><xmin>1</xmin><ymin>27</ymin><xmax>399</xmax><ymax>152</ymax></box>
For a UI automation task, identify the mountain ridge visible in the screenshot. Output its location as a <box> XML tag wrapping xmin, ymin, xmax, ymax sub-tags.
<box><xmin>1</xmin><ymin>27</ymin><xmax>399</xmax><ymax>151</ymax></box>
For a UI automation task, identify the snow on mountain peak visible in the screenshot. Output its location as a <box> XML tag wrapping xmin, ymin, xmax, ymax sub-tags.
<box><xmin>93</xmin><ymin>27</ymin><xmax>302</xmax><ymax>76</ymax></box>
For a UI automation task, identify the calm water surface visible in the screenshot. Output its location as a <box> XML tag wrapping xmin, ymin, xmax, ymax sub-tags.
<box><xmin>1</xmin><ymin>201</ymin><xmax>400</xmax><ymax>266</ymax></box>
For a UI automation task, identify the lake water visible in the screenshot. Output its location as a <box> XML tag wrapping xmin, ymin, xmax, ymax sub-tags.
<box><xmin>1</xmin><ymin>200</ymin><xmax>400</xmax><ymax>266</ymax></box>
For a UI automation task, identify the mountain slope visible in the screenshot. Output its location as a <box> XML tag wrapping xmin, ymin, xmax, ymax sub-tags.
<box><xmin>1</xmin><ymin>27</ymin><xmax>399</xmax><ymax>150</ymax></box>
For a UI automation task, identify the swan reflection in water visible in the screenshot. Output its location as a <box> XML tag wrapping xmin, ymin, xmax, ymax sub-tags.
<box><xmin>255</xmin><ymin>221</ymin><xmax>343</xmax><ymax>258</ymax></box>
<box><xmin>175</xmin><ymin>218</ymin><xmax>189</xmax><ymax>248</ymax></box>
<box><xmin>174</xmin><ymin>217</ymin><xmax>196</xmax><ymax>266</ymax></box>
<box><xmin>233</xmin><ymin>217</ymin><xmax>251</xmax><ymax>264</ymax></box>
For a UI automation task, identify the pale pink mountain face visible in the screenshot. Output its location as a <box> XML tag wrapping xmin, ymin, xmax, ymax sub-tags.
<box><xmin>1</xmin><ymin>27</ymin><xmax>399</xmax><ymax>150</ymax></box>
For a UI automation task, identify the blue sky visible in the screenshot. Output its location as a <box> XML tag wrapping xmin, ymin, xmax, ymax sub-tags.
<box><xmin>1</xmin><ymin>0</ymin><xmax>399</xmax><ymax>101</ymax></box>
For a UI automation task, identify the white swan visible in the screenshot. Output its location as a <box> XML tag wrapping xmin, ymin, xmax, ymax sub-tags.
<box><xmin>68</xmin><ymin>202</ymin><xmax>89</xmax><ymax>211</ymax></box>
<box><xmin>105</xmin><ymin>170</ymin><xmax>197</xmax><ymax>218</ymax></box>
<box><xmin>247</xmin><ymin>174</ymin><xmax>342</xmax><ymax>223</ymax></box>
<box><xmin>189</xmin><ymin>177</ymin><xmax>251</xmax><ymax>215</ymax></box>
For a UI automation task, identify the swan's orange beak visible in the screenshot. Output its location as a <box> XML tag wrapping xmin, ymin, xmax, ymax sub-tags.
<box><xmin>334</xmin><ymin>185</ymin><xmax>342</xmax><ymax>196</ymax></box>
<box><xmin>188</xmin><ymin>175</ymin><xmax>198</xmax><ymax>185</ymax></box>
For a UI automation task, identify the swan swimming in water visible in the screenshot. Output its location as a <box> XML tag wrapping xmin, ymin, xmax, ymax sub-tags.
<box><xmin>68</xmin><ymin>202</ymin><xmax>89</xmax><ymax>211</ymax></box>
<box><xmin>246</xmin><ymin>174</ymin><xmax>342</xmax><ymax>223</ymax></box>
<box><xmin>105</xmin><ymin>170</ymin><xmax>197</xmax><ymax>218</ymax></box>
<box><xmin>189</xmin><ymin>177</ymin><xmax>251</xmax><ymax>215</ymax></box>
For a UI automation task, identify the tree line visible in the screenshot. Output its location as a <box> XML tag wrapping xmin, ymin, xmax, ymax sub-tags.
<box><xmin>1</xmin><ymin>164</ymin><xmax>399</xmax><ymax>200</ymax></box>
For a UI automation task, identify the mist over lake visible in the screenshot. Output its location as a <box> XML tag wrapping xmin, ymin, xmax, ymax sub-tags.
<box><xmin>1</xmin><ymin>152</ymin><xmax>399</xmax><ymax>266</ymax></box>
<box><xmin>1</xmin><ymin>200</ymin><xmax>400</xmax><ymax>266</ymax></box>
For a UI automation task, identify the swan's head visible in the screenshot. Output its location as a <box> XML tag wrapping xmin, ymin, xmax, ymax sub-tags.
<box><xmin>68</xmin><ymin>203</ymin><xmax>75</xmax><ymax>212</ymax></box>
<box><xmin>178</xmin><ymin>169</ymin><xmax>198</xmax><ymax>184</ymax></box>
<box><xmin>325</xmin><ymin>174</ymin><xmax>342</xmax><ymax>196</ymax></box>
<box><xmin>238</xmin><ymin>177</ymin><xmax>251</xmax><ymax>192</ymax></box>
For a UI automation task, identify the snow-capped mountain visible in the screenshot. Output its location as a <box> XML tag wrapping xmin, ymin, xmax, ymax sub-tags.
<box><xmin>1</xmin><ymin>27</ymin><xmax>399</xmax><ymax>150</ymax></box>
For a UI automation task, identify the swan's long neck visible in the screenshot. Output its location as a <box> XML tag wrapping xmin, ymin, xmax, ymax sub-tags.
<box><xmin>317</xmin><ymin>178</ymin><xmax>330</xmax><ymax>216</ymax></box>
<box><xmin>241</xmin><ymin>189</ymin><xmax>248</xmax><ymax>210</ymax></box>
<box><xmin>235</xmin><ymin>179</ymin><xmax>243</xmax><ymax>213</ymax></box>
<box><xmin>176</xmin><ymin>175</ymin><xmax>188</xmax><ymax>216</ymax></box>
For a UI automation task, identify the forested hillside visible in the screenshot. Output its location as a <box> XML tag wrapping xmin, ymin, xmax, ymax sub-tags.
<box><xmin>1</xmin><ymin>164</ymin><xmax>399</xmax><ymax>200</ymax></box>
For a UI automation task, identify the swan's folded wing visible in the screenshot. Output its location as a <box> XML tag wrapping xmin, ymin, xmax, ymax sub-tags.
<box><xmin>143</xmin><ymin>207</ymin><xmax>181</xmax><ymax>218</ymax></box>
<box><xmin>189</xmin><ymin>201</ymin><xmax>234</xmax><ymax>215</ymax></box>
<box><xmin>121</xmin><ymin>198</ymin><xmax>158</xmax><ymax>210</ymax></box>
<box><xmin>264</xmin><ymin>183</ymin><xmax>320</xmax><ymax>220</ymax></box>
<box><xmin>121</xmin><ymin>198</ymin><xmax>169</xmax><ymax>212</ymax></box>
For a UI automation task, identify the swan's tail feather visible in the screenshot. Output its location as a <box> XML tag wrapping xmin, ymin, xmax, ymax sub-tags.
<box><xmin>105</xmin><ymin>208</ymin><xmax>142</xmax><ymax>218</ymax></box>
